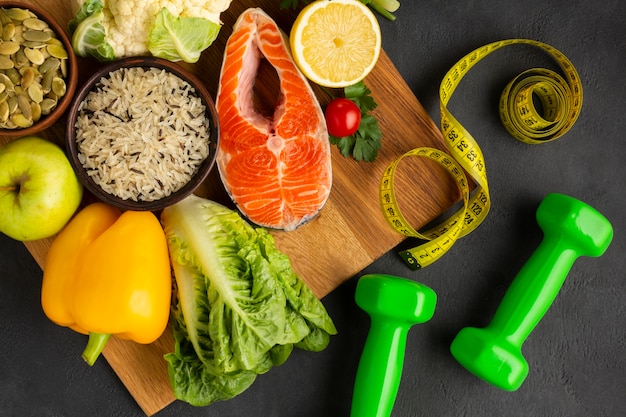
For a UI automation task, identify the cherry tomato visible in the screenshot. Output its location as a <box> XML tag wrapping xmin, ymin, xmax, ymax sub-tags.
<box><xmin>324</xmin><ymin>98</ymin><xmax>361</xmax><ymax>137</ymax></box>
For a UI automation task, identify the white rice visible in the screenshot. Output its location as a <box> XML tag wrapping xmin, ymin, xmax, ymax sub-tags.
<box><xmin>75</xmin><ymin>66</ymin><xmax>211</xmax><ymax>202</ymax></box>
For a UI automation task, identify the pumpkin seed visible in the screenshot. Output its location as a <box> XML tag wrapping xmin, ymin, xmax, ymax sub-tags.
<box><xmin>18</xmin><ymin>65</ymin><xmax>40</xmax><ymax>77</ymax></box>
<box><xmin>31</xmin><ymin>101</ymin><xmax>41</xmax><ymax>122</ymax></box>
<box><xmin>46</xmin><ymin>37</ymin><xmax>62</xmax><ymax>47</ymax></box>
<box><xmin>0</xmin><ymin>91</ymin><xmax>7</xmax><ymax>104</ymax></box>
<box><xmin>47</xmin><ymin>43</ymin><xmax>67</xmax><ymax>59</ymax></box>
<box><xmin>51</xmin><ymin>77</ymin><xmax>65</xmax><ymax>96</ymax></box>
<box><xmin>28</xmin><ymin>84</ymin><xmax>43</xmax><ymax>103</ymax></box>
<box><xmin>0</xmin><ymin>101</ymin><xmax>8</xmax><ymax>121</ymax></box>
<box><xmin>40</xmin><ymin>97</ymin><xmax>56</xmax><ymax>114</ymax></box>
<box><xmin>0</xmin><ymin>73</ymin><xmax>14</xmax><ymax>91</ymax></box>
<box><xmin>12</xmin><ymin>32</ymin><xmax>24</xmax><ymax>46</ymax></box>
<box><xmin>0</xmin><ymin>40</ymin><xmax>20</xmax><ymax>55</ymax></box>
<box><xmin>2</xmin><ymin>22</ymin><xmax>15</xmax><ymax>40</ymax></box>
<box><xmin>17</xmin><ymin>93</ymin><xmax>31</xmax><ymax>118</ymax></box>
<box><xmin>23</xmin><ymin>18</ymin><xmax>48</xmax><ymax>31</ymax></box>
<box><xmin>60</xmin><ymin>57</ymin><xmax>67</xmax><ymax>77</ymax></box>
<box><xmin>5</xmin><ymin>8</ymin><xmax>33</xmax><ymax>21</ymax></box>
<box><xmin>23</xmin><ymin>47</ymin><xmax>44</xmax><ymax>65</ymax></box>
<box><xmin>0</xmin><ymin>55</ymin><xmax>13</xmax><ymax>69</ymax></box>
<box><xmin>22</xmin><ymin>40</ymin><xmax>46</xmax><ymax>49</ymax></box>
<box><xmin>23</xmin><ymin>29</ymin><xmax>51</xmax><ymax>43</ymax></box>
<box><xmin>5</xmin><ymin>67</ymin><xmax>20</xmax><ymax>85</ymax></box>
<box><xmin>11</xmin><ymin>113</ymin><xmax>33</xmax><ymax>128</ymax></box>
<box><xmin>39</xmin><ymin>56</ymin><xmax>60</xmax><ymax>74</ymax></box>
<box><xmin>14</xmin><ymin>48</ymin><xmax>28</xmax><ymax>67</ymax></box>
<box><xmin>7</xmin><ymin>95</ymin><xmax>17</xmax><ymax>113</ymax></box>
<box><xmin>41</xmin><ymin>69</ymin><xmax>54</xmax><ymax>93</ymax></box>
<box><xmin>20</xmin><ymin>67</ymin><xmax>35</xmax><ymax>88</ymax></box>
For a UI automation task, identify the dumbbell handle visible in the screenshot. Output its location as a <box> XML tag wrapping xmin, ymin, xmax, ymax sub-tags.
<box><xmin>489</xmin><ymin>236</ymin><xmax>578</xmax><ymax>346</ymax></box>
<box><xmin>351</xmin><ymin>319</ymin><xmax>410</xmax><ymax>417</ymax></box>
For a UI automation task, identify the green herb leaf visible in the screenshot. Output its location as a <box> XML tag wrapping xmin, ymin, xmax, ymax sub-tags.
<box><xmin>353</xmin><ymin>114</ymin><xmax>383</xmax><ymax>162</ymax></box>
<box><xmin>345</xmin><ymin>82</ymin><xmax>378</xmax><ymax>113</ymax></box>
<box><xmin>279</xmin><ymin>0</ymin><xmax>310</xmax><ymax>9</ymax></box>
<box><xmin>329</xmin><ymin>135</ymin><xmax>357</xmax><ymax>159</ymax></box>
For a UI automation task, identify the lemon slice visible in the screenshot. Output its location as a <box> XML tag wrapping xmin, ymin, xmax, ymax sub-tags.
<box><xmin>290</xmin><ymin>0</ymin><xmax>382</xmax><ymax>88</ymax></box>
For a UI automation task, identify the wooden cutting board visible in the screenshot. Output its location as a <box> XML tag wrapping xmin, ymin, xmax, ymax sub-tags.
<box><xmin>2</xmin><ymin>0</ymin><xmax>459</xmax><ymax>415</ymax></box>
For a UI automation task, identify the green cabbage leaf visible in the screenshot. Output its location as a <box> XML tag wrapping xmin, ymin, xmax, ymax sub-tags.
<box><xmin>161</xmin><ymin>195</ymin><xmax>337</xmax><ymax>406</ymax></box>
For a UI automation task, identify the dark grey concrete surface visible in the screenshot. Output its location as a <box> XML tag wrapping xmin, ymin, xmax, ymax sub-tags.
<box><xmin>1</xmin><ymin>1</ymin><xmax>625</xmax><ymax>416</ymax></box>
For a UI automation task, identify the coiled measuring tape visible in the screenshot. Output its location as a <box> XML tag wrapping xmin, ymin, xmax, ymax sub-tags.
<box><xmin>380</xmin><ymin>39</ymin><xmax>583</xmax><ymax>270</ymax></box>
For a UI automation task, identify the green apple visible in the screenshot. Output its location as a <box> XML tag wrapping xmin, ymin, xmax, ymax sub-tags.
<box><xmin>0</xmin><ymin>136</ymin><xmax>83</xmax><ymax>241</ymax></box>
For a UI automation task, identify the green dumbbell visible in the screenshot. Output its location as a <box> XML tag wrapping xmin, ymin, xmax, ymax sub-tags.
<box><xmin>450</xmin><ymin>193</ymin><xmax>613</xmax><ymax>391</ymax></box>
<box><xmin>351</xmin><ymin>274</ymin><xmax>437</xmax><ymax>417</ymax></box>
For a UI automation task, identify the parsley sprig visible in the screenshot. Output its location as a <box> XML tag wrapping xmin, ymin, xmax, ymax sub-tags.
<box><xmin>279</xmin><ymin>0</ymin><xmax>304</xmax><ymax>9</ymax></box>
<box><xmin>329</xmin><ymin>82</ymin><xmax>383</xmax><ymax>162</ymax></box>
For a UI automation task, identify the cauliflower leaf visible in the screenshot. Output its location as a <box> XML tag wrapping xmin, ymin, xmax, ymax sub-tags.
<box><xmin>69</xmin><ymin>0</ymin><xmax>116</xmax><ymax>61</ymax></box>
<box><xmin>148</xmin><ymin>7</ymin><xmax>221</xmax><ymax>63</ymax></box>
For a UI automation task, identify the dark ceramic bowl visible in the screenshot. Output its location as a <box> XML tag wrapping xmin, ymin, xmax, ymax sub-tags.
<box><xmin>66</xmin><ymin>57</ymin><xmax>219</xmax><ymax>211</ymax></box>
<box><xmin>0</xmin><ymin>2</ymin><xmax>78</xmax><ymax>138</ymax></box>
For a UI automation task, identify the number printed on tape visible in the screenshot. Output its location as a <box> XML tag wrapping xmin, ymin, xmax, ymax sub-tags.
<box><xmin>380</xmin><ymin>39</ymin><xmax>583</xmax><ymax>270</ymax></box>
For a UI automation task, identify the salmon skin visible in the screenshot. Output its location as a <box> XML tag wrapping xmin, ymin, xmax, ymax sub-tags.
<box><xmin>216</xmin><ymin>8</ymin><xmax>332</xmax><ymax>231</ymax></box>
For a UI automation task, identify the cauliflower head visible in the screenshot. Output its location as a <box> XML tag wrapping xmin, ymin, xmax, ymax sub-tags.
<box><xmin>70</xmin><ymin>0</ymin><xmax>233</xmax><ymax>62</ymax></box>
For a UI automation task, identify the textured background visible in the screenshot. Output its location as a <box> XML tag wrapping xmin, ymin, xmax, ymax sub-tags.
<box><xmin>1</xmin><ymin>0</ymin><xmax>625</xmax><ymax>416</ymax></box>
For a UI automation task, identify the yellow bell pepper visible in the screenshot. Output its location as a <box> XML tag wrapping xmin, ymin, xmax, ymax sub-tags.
<box><xmin>41</xmin><ymin>202</ymin><xmax>172</xmax><ymax>365</ymax></box>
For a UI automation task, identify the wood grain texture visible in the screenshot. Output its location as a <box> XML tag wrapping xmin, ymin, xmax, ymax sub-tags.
<box><xmin>1</xmin><ymin>0</ymin><xmax>457</xmax><ymax>415</ymax></box>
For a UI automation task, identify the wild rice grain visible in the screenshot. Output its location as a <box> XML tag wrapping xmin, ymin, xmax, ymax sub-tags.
<box><xmin>74</xmin><ymin>67</ymin><xmax>211</xmax><ymax>202</ymax></box>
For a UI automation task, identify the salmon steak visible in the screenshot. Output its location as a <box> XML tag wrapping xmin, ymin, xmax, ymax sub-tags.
<box><xmin>216</xmin><ymin>8</ymin><xmax>332</xmax><ymax>231</ymax></box>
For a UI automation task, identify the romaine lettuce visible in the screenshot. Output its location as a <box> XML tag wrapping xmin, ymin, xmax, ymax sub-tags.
<box><xmin>161</xmin><ymin>195</ymin><xmax>337</xmax><ymax>406</ymax></box>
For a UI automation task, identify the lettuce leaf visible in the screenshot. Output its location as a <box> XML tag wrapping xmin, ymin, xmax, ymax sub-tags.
<box><xmin>161</xmin><ymin>195</ymin><xmax>337</xmax><ymax>406</ymax></box>
<box><xmin>148</xmin><ymin>7</ymin><xmax>222</xmax><ymax>63</ymax></box>
<box><xmin>166</xmin><ymin>327</ymin><xmax>258</xmax><ymax>407</ymax></box>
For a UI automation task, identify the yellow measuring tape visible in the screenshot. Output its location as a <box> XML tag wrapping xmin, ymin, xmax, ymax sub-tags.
<box><xmin>380</xmin><ymin>39</ymin><xmax>583</xmax><ymax>270</ymax></box>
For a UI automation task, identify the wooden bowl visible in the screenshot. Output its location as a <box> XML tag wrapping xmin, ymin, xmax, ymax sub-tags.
<box><xmin>66</xmin><ymin>57</ymin><xmax>219</xmax><ymax>211</ymax></box>
<box><xmin>0</xmin><ymin>2</ymin><xmax>78</xmax><ymax>138</ymax></box>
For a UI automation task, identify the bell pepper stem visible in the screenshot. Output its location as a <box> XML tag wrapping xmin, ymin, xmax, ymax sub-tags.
<box><xmin>82</xmin><ymin>332</ymin><xmax>111</xmax><ymax>366</ymax></box>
